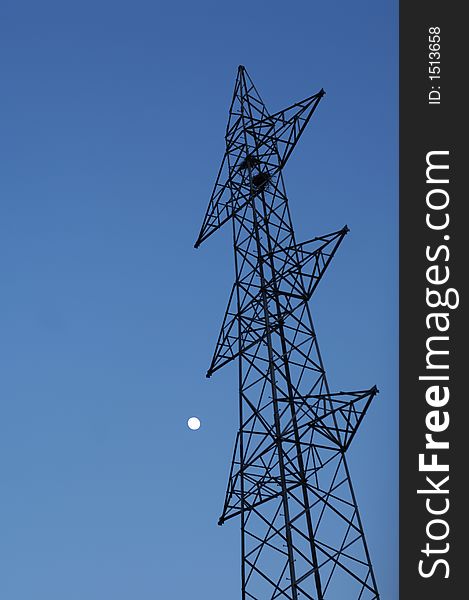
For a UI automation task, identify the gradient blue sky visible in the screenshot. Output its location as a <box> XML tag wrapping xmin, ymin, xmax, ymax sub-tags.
<box><xmin>0</xmin><ymin>1</ymin><xmax>397</xmax><ymax>598</ymax></box>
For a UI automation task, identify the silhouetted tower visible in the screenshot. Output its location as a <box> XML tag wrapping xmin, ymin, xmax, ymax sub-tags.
<box><xmin>195</xmin><ymin>66</ymin><xmax>380</xmax><ymax>600</ymax></box>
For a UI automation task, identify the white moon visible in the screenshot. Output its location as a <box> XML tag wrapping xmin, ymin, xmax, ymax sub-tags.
<box><xmin>187</xmin><ymin>417</ymin><xmax>201</xmax><ymax>430</ymax></box>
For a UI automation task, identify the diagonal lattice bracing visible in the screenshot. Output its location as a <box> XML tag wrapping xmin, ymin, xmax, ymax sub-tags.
<box><xmin>219</xmin><ymin>387</ymin><xmax>378</xmax><ymax>526</ymax></box>
<box><xmin>195</xmin><ymin>70</ymin><xmax>324</xmax><ymax>249</ymax></box>
<box><xmin>207</xmin><ymin>228</ymin><xmax>349</xmax><ymax>377</ymax></box>
<box><xmin>195</xmin><ymin>66</ymin><xmax>380</xmax><ymax>600</ymax></box>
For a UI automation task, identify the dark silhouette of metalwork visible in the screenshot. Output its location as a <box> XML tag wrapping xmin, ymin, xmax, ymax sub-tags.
<box><xmin>195</xmin><ymin>66</ymin><xmax>380</xmax><ymax>600</ymax></box>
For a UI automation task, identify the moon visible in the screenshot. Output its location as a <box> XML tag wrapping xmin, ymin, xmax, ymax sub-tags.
<box><xmin>187</xmin><ymin>416</ymin><xmax>201</xmax><ymax>431</ymax></box>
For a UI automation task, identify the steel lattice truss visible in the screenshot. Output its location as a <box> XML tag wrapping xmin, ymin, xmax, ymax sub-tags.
<box><xmin>195</xmin><ymin>66</ymin><xmax>380</xmax><ymax>600</ymax></box>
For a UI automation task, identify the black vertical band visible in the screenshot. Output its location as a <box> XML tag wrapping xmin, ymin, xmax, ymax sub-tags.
<box><xmin>400</xmin><ymin>2</ymin><xmax>465</xmax><ymax>597</ymax></box>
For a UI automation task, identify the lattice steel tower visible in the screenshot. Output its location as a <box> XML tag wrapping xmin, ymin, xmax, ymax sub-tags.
<box><xmin>195</xmin><ymin>66</ymin><xmax>380</xmax><ymax>600</ymax></box>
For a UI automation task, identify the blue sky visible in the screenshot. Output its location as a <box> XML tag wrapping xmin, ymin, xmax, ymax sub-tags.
<box><xmin>0</xmin><ymin>1</ymin><xmax>397</xmax><ymax>598</ymax></box>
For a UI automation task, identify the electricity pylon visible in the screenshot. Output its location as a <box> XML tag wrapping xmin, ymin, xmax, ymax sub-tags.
<box><xmin>195</xmin><ymin>66</ymin><xmax>380</xmax><ymax>600</ymax></box>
